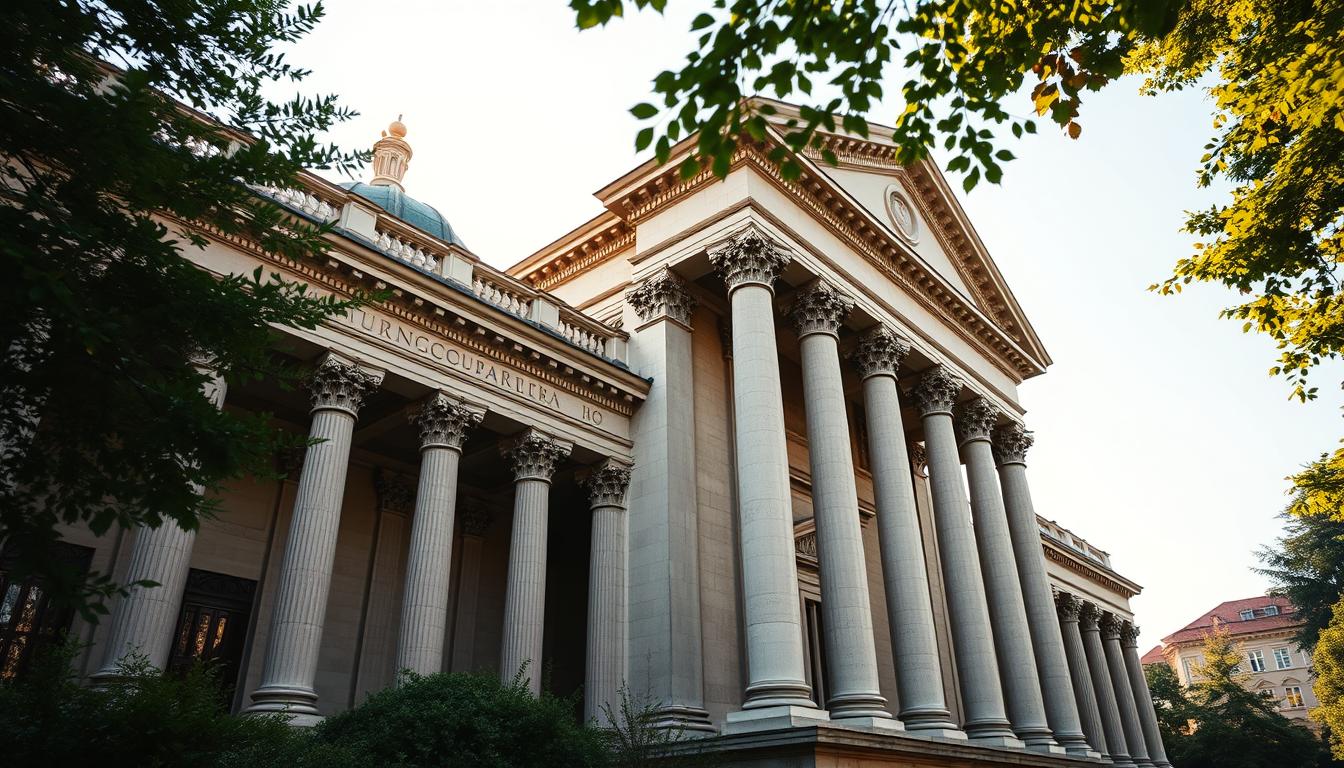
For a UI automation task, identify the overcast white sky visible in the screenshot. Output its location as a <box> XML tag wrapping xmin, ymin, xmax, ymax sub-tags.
<box><xmin>284</xmin><ymin>0</ymin><xmax>1340</xmax><ymax>646</ymax></box>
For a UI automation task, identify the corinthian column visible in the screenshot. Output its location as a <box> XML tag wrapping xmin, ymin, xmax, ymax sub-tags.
<box><xmin>1056</xmin><ymin>592</ymin><xmax>1109</xmax><ymax>760</ymax></box>
<box><xmin>955</xmin><ymin>398</ymin><xmax>1058</xmax><ymax>752</ymax></box>
<box><xmin>1102</xmin><ymin>613</ymin><xmax>1152</xmax><ymax>767</ymax></box>
<box><xmin>789</xmin><ymin>284</ymin><xmax>892</xmax><ymax>725</ymax></box>
<box><xmin>909</xmin><ymin>368</ymin><xmax>1020</xmax><ymax>748</ymax></box>
<box><xmin>991</xmin><ymin>423</ymin><xmax>1093</xmax><ymax>757</ymax></box>
<box><xmin>499</xmin><ymin>428</ymin><xmax>572</xmax><ymax>695</ymax></box>
<box><xmin>851</xmin><ymin>328</ymin><xmax>963</xmax><ymax>739</ymax></box>
<box><xmin>622</xmin><ymin>268</ymin><xmax>712</xmax><ymax>731</ymax></box>
<box><xmin>396</xmin><ymin>393</ymin><xmax>483</xmax><ymax>677</ymax></box>
<box><xmin>93</xmin><ymin>366</ymin><xmax>228</xmax><ymax>681</ymax></box>
<box><xmin>1080</xmin><ymin>601</ymin><xmax>1135</xmax><ymax>768</ymax></box>
<box><xmin>583</xmin><ymin>459</ymin><xmax>633</xmax><ymax>726</ymax></box>
<box><xmin>247</xmin><ymin>353</ymin><xmax>383</xmax><ymax>723</ymax></box>
<box><xmin>1121</xmin><ymin>622</ymin><xmax>1172</xmax><ymax>768</ymax></box>
<box><xmin>709</xmin><ymin>225</ymin><xmax>827</xmax><ymax>730</ymax></box>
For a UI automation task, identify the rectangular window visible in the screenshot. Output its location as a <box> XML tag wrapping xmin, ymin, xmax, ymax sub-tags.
<box><xmin>1239</xmin><ymin>609</ymin><xmax>1256</xmax><ymax>620</ymax></box>
<box><xmin>0</xmin><ymin>542</ymin><xmax>94</xmax><ymax>680</ymax></box>
<box><xmin>1182</xmin><ymin>657</ymin><xmax>1197</xmax><ymax>682</ymax></box>
<box><xmin>1248</xmin><ymin>649</ymin><xmax>1266</xmax><ymax>672</ymax></box>
<box><xmin>1264</xmin><ymin>605</ymin><xmax>1280</xmax><ymax>616</ymax></box>
<box><xmin>1274</xmin><ymin>647</ymin><xmax>1293</xmax><ymax>669</ymax></box>
<box><xmin>1285</xmin><ymin>686</ymin><xmax>1305</xmax><ymax>708</ymax></box>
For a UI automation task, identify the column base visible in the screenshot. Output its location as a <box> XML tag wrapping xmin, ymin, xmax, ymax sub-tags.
<box><xmin>1024</xmin><ymin>740</ymin><xmax>1068</xmax><ymax>755</ymax></box>
<box><xmin>722</xmin><ymin>705</ymin><xmax>830</xmax><ymax>734</ymax></box>
<box><xmin>827</xmin><ymin>691</ymin><xmax>893</xmax><ymax>721</ymax></box>
<box><xmin>964</xmin><ymin>718</ymin><xmax>1023</xmax><ymax>749</ymax></box>
<box><xmin>899</xmin><ymin>707</ymin><xmax>966</xmax><ymax>739</ymax></box>
<box><xmin>830</xmin><ymin>715</ymin><xmax>905</xmax><ymax>733</ymax></box>
<box><xmin>742</xmin><ymin>678</ymin><xmax>818</xmax><ymax>710</ymax></box>
<box><xmin>905</xmin><ymin>725</ymin><xmax>970</xmax><ymax>741</ymax></box>
<box><xmin>650</xmin><ymin>705</ymin><xmax>718</xmax><ymax>735</ymax></box>
<box><xmin>245</xmin><ymin>684</ymin><xmax>321</xmax><ymax>725</ymax></box>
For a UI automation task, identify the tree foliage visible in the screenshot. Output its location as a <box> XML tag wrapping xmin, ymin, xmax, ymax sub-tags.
<box><xmin>1313</xmin><ymin>598</ymin><xmax>1344</xmax><ymax>759</ymax></box>
<box><xmin>1258</xmin><ymin>511</ymin><xmax>1344</xmax><ymax>649</ymax></box>
<box><xmin>1150</xmin><ymin>624</ymin><xmax>1333</xmax><ymax>768</ymax></box>
<box><xmin>1</xmin><ymin>0</ymin><xmax>365</xmax><ymax>614</ymax></box>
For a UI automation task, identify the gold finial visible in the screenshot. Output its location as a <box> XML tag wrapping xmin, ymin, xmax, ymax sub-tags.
<box><xmin>370</xmin><ymin>115</ymin><xmax>412</xmax><ymax>191</ymax></box>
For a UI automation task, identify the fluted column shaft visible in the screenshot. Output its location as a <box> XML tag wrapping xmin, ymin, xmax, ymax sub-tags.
<box><xmin>1102</xmin><ymin>614</ymin><xmax>1152</xmax><ymax>767</ymax></box>
<box><xmin>993</xmin><ymin>425</ymin><xmax>1092</xmax><ymax>756</ymax></box>
<box><xmin>1081</xmin><ymin>602</ymin><xmax>1135</xmax><ymax>768</ymax></box>
<box><xmin>1121</xmin><ymin>623</ymin><xmax>1172</xmax><ymax>768</ymax></box>
<box><xmin>499</xmin><ymin>429</ymin><xmax>571</xmax><ymax>696</ymax></box>
<box><xmin>909</xmin><ymin>368</ymin><xmax>1019</xmax><ymax>747</ymax></box>
<box><xmin>710</xmin><ymin>227</ymin><xmax>815</xmax><ymax>712</ymax></box>
<box><xmin>1057</xmin><ymin>593</ymin><xmax>1109</xmax><ymax>759</ymax></box>
<box><xmin>790</xmin><ymin>285</ymin><xmax>890</xmax><ymax>721</ymax></box>
<box><xmin>248</xmin><ymin>354</ymin><xmax>383</xmax><ymax>722</ymax></box>
<box><xmin>584</xmin><ymin>460</ymin><xmax>632</xmax><ymax>726</ymax></box>
<box><xmin>853</xmin><ymin>329</ymin><xmax>961</xmax><ymax>735</ymax></box>
<box><xmin>94</xmin><ymin>367</ymin><xmax>228</xmax><ymax>678</ymax></box>
<box><xmin>395</xmin><ymin>394</ymin><xmax>482</xmax><ymax>677</ymax></box>
<box><xmin>956</xmin><ymin>399</ymin><xmax>1056</xmax><ymax>751</ymax></box>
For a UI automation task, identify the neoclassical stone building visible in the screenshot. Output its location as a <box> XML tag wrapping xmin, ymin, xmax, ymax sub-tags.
<box><xmin>11</xmin><ymin>102</ymin><xmax>1169</xmax><ymax>766</ymax></box>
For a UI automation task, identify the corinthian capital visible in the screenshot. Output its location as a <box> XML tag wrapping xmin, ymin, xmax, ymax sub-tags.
<box><xmin>412</xmin><ymin>392</ymin><xmax>484</xmax><ymax>451</ymax></box>
<box><xmin>503</xmin><ymin>428</ymin><xmax>573</xmax><ymax>483</ymax></box>
<box><xmin>708</xmin><ymin>224</ymin><xmax>791</xmax><ymax>292</ymax></box>
<box><xmin>584</xmin><ymin>459</ymin><xmax>633</xmax><ymax>508</ymax></box>
<box><xmin>991</xmin><ymin>422</ymin><xmax>1034</xmax><ymax>466</ymax></box>
<box><xmin>626</xmin><ymin>268</ymin><xmax>697</xmax><ymax>327</ymax></box>
<box><xmin>907</xmin><ymin>365</ymin><xmax>963</xmax><ymax>416</ymax></box>
<box><xmin>850</xmin><ymin>325</ymin><xmax>910</xmax><ymax>380</ymax></box>
<box><xmin>789</xmin><ymin>282</ymin><xmax>853</xmax><ymax>338</ymax></box>
<box><xmin>1056</xmin><ymin>591</ymin><xmax>1082</xmax><ymax>622</ymax></box>
<box><xmin>1120</xmin><ymin>621</ymin><xmax>1140</xmax><ymax>649</ymax></box>
<box><xmin>1078</xmin><ymin>600</ymin><xmax>1101</xmax><ymax>630</ymax></box>
<box><xmin>1099</xmin><ymin>611</ymin><xmax>1123</xmax><ymax>641</ymax></box>
<box><xmin>306</xmin><ymin>354</ymin><xmax>384</xmax><ymax>416</ymax></box>
<box><xmin>954</xmin><ymin>398</ymin><xmax>1001</xmax><ymax>445</ymax></box>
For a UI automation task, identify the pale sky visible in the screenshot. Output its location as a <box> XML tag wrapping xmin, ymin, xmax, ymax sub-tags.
<box><xmin>283</xmin><ymin>0</ymin><xmax>1340</xmax><ymax>647</ymax></box>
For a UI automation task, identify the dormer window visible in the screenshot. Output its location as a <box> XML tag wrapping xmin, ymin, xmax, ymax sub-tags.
<box><xmin>1240</xmin><ymin>609</ymin><xmax>1255</xmax><ymax>620</ymax></box>
<box><xmin>1264</xmin><ymin>605</ymin><xmax>1280</xmax><ymax>616</ymax></box>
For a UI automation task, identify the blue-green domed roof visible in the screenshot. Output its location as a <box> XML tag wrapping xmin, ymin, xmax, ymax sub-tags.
<box><xmin>340</xmin><ymin>181</ymin><xmax>466</xmax><ymax>248</ymax></box>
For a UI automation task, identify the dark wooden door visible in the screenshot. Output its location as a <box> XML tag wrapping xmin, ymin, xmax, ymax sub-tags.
<box><xmin>166</xmin><ymin>568</ymin><xmax>256</xmax><ymax>706</ymax></box>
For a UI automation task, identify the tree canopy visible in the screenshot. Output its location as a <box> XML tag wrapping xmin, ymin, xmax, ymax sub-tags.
<box><xmin>1</xmin><ymin>0</ymin><xmax>364</xmax><ymax>613</ymax></box>
<box><xmin>1312</xmin><ymin>598</ymin><xmax>1344</xmax><ymax>758</ymax></box>
<box><xmin>1258</xmin><ymin>511</ymin><xmax>1344</xmax><ymax>649</ymax></box>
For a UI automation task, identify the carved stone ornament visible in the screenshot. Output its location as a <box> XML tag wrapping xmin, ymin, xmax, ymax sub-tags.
<box><xmin>412</xmin><ymin>392</ymin><xmax>484</xmax><ymax>451</ymax></box>
<box><xmin>907</xmin><ymin>365</ymin><xmax>963</xmax><ymax>416</ymax></box>
<box><xmin>954</xmin><ymin>397</ymin><xmax>1002</xmax><ymax>445</ymax></box>
<box><xmin>991</xmin><ymin>422</ymin><xmax>1034</xmax><ymax>467</ymax></box>
<box><xmin>795</xmin><ymin>531</ymin><xmax>818</xmax><ymax>559</ymax></box>
<box><xmin>1078</xmin><ymin>599</ymin><xmax>1101</xmax><ymax>630</ymax></box>
<box><xmin>626</xmin><ymin>269</ymin><xmax>697</xmax><ymax>327</ymax></box>
<box><xmin>1120</xmin><ymin>621</ymin><xmax>1140</xmax><ymax>649</ymax></box>
<box><xmin>851</xmin><ymin>325</ymin><xmax>910</xmax><ymax>380</ymax></box>
<box><xmin>502</xmin><ymin>428</ymin><xmax>573</xmax><ymax>483</ymax></box>
<box><xmin>707</xmin><ymin>224</ymin><xmax>792</xmax><ymax>292</ymax></box>
<box><xmin>584</xmin><ymin>459</ymin><xmax>633</xmax><ymax>508</ymax></box>
<box><xmin>374</xmin><ymin>469</ymin><xmax>416</xmax><ymax>515</ymax></box>
<box><xmin>909</xmin><ymin>441</ymin><xmax>929</xmax><ymax>477</ymax></box>
<box><xmin>1055</xmin><ymin>591</ymin><xmax>1082</xmax><ymax>621</ymax></box>
<box><xmin>306</xmin><ymin>355</ymin><xmax>384</xmax><ymax>416</ymax></box>
<box><xmin>717</xmin><ymin>316</ymin><xmax>733</xmax><ymax>359</ymax></box>
<box><xmin>458</xmin><ymin>501</ymin><xmax>493</xmax><ymax>537</ymax></box>
<box><xmin>788</xmin><ymin>282</ymin><xmax>853</xmax><ymax>338</ymax></box>
<box><xmin>1098</xmin><ymin>611</ymin><xmax>1122</xmax><ymax>641</ymax></box>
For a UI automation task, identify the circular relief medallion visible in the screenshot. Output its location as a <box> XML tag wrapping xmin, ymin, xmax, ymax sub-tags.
<box><xmin>884</xmin><ymin>184</ymin><xmax>920</xmax><ymax>244</ymax></box>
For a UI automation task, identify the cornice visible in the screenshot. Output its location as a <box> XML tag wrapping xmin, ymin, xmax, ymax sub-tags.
<box><xmin>1043</xmin><ymin>539</ymin><xmax>1139</xmax><ymax>600</ymax></box>
<box><xmin>512</xmin><ymin>213</ymin><xmax>636</xmax><ymax>290</ymax></box>
<box><xmin>171</xmin><ymin>213</ymin><xmax>647</xmax><ymax>417</ymax></box>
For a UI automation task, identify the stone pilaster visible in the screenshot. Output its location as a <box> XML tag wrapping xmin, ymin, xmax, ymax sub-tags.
<box><xmin>583</xmin><ymin>459</ymin><xmax>633</xmax><ymax>726</ymax></box>
<box><xmin>1056</xmin><ymin>592</ymin><xmax>1109</xmax><ymax>760</ymax></box>
<box><xmin>909</xmin><ymin>367</ymin><xmax>1020</xmax><ymax>748</ymax></box>
<box><xmin>991</xmin><ymin>423</ymin><xmax>1093</xmax><ymax>757</ymax></box>
<box><xmin>711</xmin><ymin>224</ymin><xmax>827</xmax><ymax>730</ymax></box>
<box><xmin>1080</xmin><ymin>601</ymin><xmax>1135</xmax><ymax>768</ymax></box>
<box><xmin>622</xmin><ymin>267</ymin><xmax>713</xmax><ymax>731</ymax></box>
<box><xmin>1102</xmin><ymin>613</ymin><xmax>1152</xmax><ymax>767</ymax></box>
<box><xmin>395</xmin><ymin>393</ymin><xmax>483</xmax><ymax>677</ymax></box>
<box><xmin>790</xmin><ymin>285</ymin><xmax>892</xmax><ymax>725</ymax></box>
<box><xmin>247</xmin><ymin>353</ymin><xmax>383</xmax><ymax>723</ymax></box>
<box><xmin>852</xmin><ymin>327</ymin><xmax>962</xmax><ymax>738</ymax></box>
<box><xmin>93</xmin><ymin>366</ymin><xmax>228</xmax><ymax>681</ymax></box>
<box><xmin>450</xmin><ymin>502</ymin><xmax>492</xmax><ymax>672</ymax></box>
<box><xmin>1121</xmin><ymin>622</ymin><xmax>1172</xmax><ymax>768</ymax></box>
<box><xmin>499</xmin><ymin>429</ymin><xmax>572</xmax><ymax>695</ymax></box>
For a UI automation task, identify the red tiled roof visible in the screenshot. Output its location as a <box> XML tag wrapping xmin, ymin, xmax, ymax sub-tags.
<box><xmin>1140</xmin><ymin>645</ymin><xmax>1167</xmax><ymax>666</ymax></box>
<box><xmin>1161</xmin><ymin>595</ymin><xmax>1301</xmax><ymax>645</ymax></box>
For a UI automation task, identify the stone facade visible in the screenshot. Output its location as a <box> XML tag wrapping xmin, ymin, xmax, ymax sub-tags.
<box><xmin>35</xmin><ymin>106</ymin><xmax>1165</xmax><ymax>767</ymax></box>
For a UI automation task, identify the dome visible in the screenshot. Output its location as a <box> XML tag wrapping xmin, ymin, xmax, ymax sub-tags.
<box><xmin>340</xmin><ymin>181</ymin><xmax>467</xmax><ymax>249</ymax></box>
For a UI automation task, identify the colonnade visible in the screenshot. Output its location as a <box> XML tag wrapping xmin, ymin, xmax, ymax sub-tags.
<box><xmin>698</xmin><ymin>223</ymin><xmax>1169</xmax><ymax>762</ymax></box>
<box><xmin>95</xmin><ymin>351</ymin><xmax>632</xmax><ymax>726</ymax></box>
